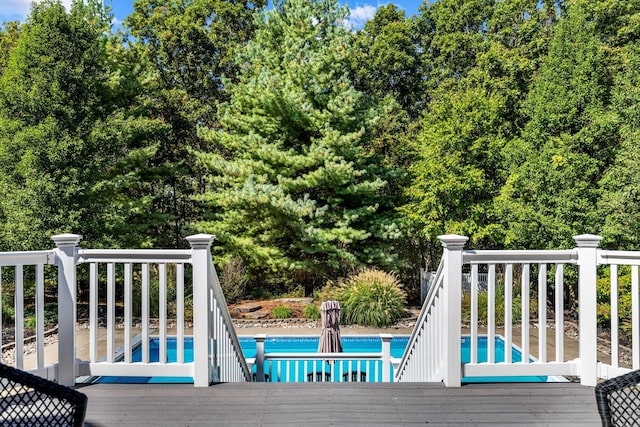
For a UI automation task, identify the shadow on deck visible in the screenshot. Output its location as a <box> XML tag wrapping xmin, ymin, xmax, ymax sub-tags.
<box><xmin>78</xmin><ymin>382</ymin><xmax>600</xmax><ymax>426</ymax></box>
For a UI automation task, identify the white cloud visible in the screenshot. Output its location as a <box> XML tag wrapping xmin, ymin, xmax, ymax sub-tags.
<box><xmin>346</xmin><ymin>4</ymin><xmax>378</xmax><ymax>30</ymax></box>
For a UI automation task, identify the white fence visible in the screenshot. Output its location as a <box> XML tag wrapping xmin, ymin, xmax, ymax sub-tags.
<box><xmin>0</xmin><ymin>250</ymin><xmax>57</xmax><ymax>379</ymax></box>
<box><xmin>3</xmin><ymin>232</ymin><xmax>639</xmax><ymax>388</ymax></box>
<box><xmin>395</xmin><ymin>236</ymin><xmax>465</xmax><ymax>384</ymax></box>
<box><xmin>250</xmin><ymin>334</ymin><xmax>395</xmax><ymax>382</ymax></box>
<box><xmin>396</xmin><ymin>234</ymin><xmax>637</xmax><ymax>386</ymax></box>
<box><xmin>0</xmin><ymin>234</ymin><xmax>250</xmax><ymax>387</ymax></box>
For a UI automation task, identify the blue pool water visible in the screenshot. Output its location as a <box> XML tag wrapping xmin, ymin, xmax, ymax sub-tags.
<box><xmin>94</xmin><ymin>335</ymin><xmax>549</xmax><ymax>384</ymax></box>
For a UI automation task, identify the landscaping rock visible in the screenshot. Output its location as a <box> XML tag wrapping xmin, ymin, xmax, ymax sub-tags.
<box><xmin>234</xmin><ymin>303</ymin><xmax>262</xmax><ymax>313</ymax></box>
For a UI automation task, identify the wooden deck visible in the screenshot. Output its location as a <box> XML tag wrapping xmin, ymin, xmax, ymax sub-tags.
<box><xmin>78</xmin><ymin>382</ymin><xmax>601</xmax><ymax>426</ymax></box>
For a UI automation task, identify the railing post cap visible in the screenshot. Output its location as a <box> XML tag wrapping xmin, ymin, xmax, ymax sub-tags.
<box><xmin>438</xmin><ymin>234</ymin><xmax>468</xmax><ymax>249</ymax></box>
<box><xmin>51</xmin><ymin>234</ymin><xmax>82</xmax><ymax>247</ymax></box>
<box><xmin>186</xmin><ymin>234</ymin><xmax>216</xmax><ymax>249</ymax></box>
<box><xmin>255</xmin><ymin>334</ymin><xmax>267</xmax><ymax>342</ymax></box>
<box><xmin>379</xmin><ymin>333</ymin><xmax>393</xmax><ymax>341</ymax></box>
<box><xmin>573</xmin><ymin>234</ymin><xmax>602</xmax><ymax>248</ymax></box>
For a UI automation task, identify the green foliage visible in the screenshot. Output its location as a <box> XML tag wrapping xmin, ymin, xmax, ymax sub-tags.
<box><xmin>461</xmin><ymin>285</ymin><xmax>534</xmax><ymax>326</ymax></box>
<box><xmin>598</xmin><ymin>42</ymin><xmax>640</xmax><ymax>249</ymax></box>
<box><xmin>107</xmin><ymin>0</ymin><xmax>267</xmax><ymax>249</ymax></box>
<box><xmin>271</xmin><ymin>305</ymin><xmax>292</xmax><ymax>319</ymax></box>
<box><xmin>279</xmin><ymin>285</ymin><xmax>305</xmax><ymax>299</ymax></box>
<box><xmin>328</xmin><ymin>268</ymin><xmax>406</xmax><ymax>327</ymax></box>
<box><xmin>219</xmin><ymin>256</ymin><xmax>249</xmax><ymax>304</ymax></box>
<box><xmin>351</xmin><ymin>5</ymin><xmax>423</xmax><ymax>118</ymax></box>
<box><xmin>302</xmin><ymin>303</ymin><xmax>320</xmax><ymax>319</ymax></box>
<box><xmin>24</xmin><ymin>316</ymin><xmax>36</xmax><ymax>329</ymax></box>
<box><xmin>496</xmin><ymin>0</ymin><xmax>619</xmax><ymax>250</ymax></box>
<box><xmin>316</xmin><ymin>280</ymin><xmax>343</xmax><ymax>302</ymax></box>
<box><xmin>195</xmin><ymin>0</ymin><xmax>401</xmax><ymax>289</ymax></box>
<box><xmin>1</xmin><ymin>0</ymin><xmax>640</xmax><ymax>314</ymax></box>
<box><xmin>405</xmin><ymin>0</ymin><xmax>556</xmax><ymax>249</ymax></box>
<box><xmin>2</xmin><ymin>295</ymin><xmax>14</xmax><ymax>324</ymax></box>
<box><xmin>0</xmin><ymin>0</ymin><xmax>114</xmax><ymax>250</ymax></box>
<box><xmin>0</xmin><ymin>21</ymin><xmax>20</xmax><ymax>76</ymax></box>
<box><xmin>596</xmin><ymin>267</ymin><xmax>633</xmax><ymax>326</ymax></box>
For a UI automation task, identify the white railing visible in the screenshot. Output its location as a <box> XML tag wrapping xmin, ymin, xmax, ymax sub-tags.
<box><xmin>395</xmin><ymin>235</ymin><xmax>466</xmax><ymax>383</ymax></box>
<box><xmin>206</xmin><ymin>250</ymin><xmax>251</xmax><ymax>382</ymax></box>
<box><xmin>460</xmin><ymin>247</ymin><xmax>580</xmax><ymax>381</ymax></box>
<box><xmin>72</xmin><ymin>234</ymin><xmax>250</xmax><ymax>386</ymax></box>
<box><xmin>75</xmin><ymin>246</ymin><xmax>194</xmax><ymax>381</ymax></box>
<box><xmin>0</xmin><ymin>233</ymin><xmax>249</xmax><ymax>387</ymax></box>
<box><xmin>397</xmin><ymin>234</ymin><xmax>639</xmax><ymax>387</ymax></box>
<box><xmin>4</xmin><ymin>232</ymin><xmax>639</xmax><ymax>388</ymax></box>
<box><xmin>597</xmin><ymin>249</ymin><xmax>640</xmax><ymax>379</ymax></box>
<box><xmin>0</xmin><ymin>250</ymin><xmax>57</xmax><ymax>379</ymax></box>
<box><xmin>250</xmin><ymin>334</ymin><xmax>395</xmax><ymax>382</ymax></box>
<box><xmin>395</xmin><ymin>257</ymin><xmax>444</xmax><ymax>382</ymax></box>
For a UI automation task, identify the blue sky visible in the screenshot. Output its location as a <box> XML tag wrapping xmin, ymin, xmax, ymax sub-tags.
<box><xmin>1</xmin><ymin>1</ymin><xmax>423</xmax><ymax>29</ymax></box>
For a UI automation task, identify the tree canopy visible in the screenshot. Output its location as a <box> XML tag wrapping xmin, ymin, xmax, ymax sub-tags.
<box><xmin>0</xmin><ymin>0</ymin><xmax>639</xmax><ymax>296</ymax></box>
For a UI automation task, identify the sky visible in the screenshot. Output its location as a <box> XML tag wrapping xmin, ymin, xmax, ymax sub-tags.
<box><xmin>0</xmin><ymin>1</ymin><xmax>423</xmax><ymax>29</ymax></box>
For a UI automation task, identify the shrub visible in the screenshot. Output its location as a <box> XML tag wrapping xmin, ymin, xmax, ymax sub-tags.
<box><xmin>2</xmin><ymin>296</ymin><xmax>14</xmax><ymax>324</ymax></box>
<box><xmin>597</xmin><ymin>267</ymin><xmax>633</xmax><ymax>341</ymax></box>
<box><xmin>280</xmin><ymin>284</ymin><xmax>305</xmax><ymax>298</ymax></box>
<box><xmin>219</xmin><ymin>257</ymin><xmax>249</xmax><ymax>304</ymax></box>
<box><xmin>24</xmin><ymin>316</ymin><xmax>37</xmax><ymax>329</ymax></box>
<box><xmin>337</xmin><ymin>268</ymin><xmax>406</xmax><ymax>327</ymax></box>
<box><xmin>315</xmin><ymin>280</ymin><xmax>343</xmax><ymax>302</ymax></box>
<box><xmin>302</xmin><ymin>303</ymin><xmax>320</xmax><ymax>319</ymax></box>
<box><xmin>461</xmin><ymin>284</ymin><xmax>536</xmax><ymax>326</ymax></box>
<box><xmin>272</xmin><ymin>305</ymin><xmax>292</xmax><ymax>319</ymax></box>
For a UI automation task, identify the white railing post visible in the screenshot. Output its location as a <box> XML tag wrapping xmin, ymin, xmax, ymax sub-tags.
<box><xmin>187</xmin><ymin>234</ymin><xmax>215</xmax><ymax>387</ymax></box>
<box><xmin>51</xmin><ymin>234</ymin><xmax>82</xmax><ymax>386</ymax></box>
<box><xmin>574</xmin><ymin>234</ymin><xmax>602</xmax><ymax>386</ymax></box>
<box><xmin>438</xmin><ymin>234</ymin><xmax>468</xmax><ymax>387</ymax></box>
<box><xmin>380</xmin><ymin>334</ymin><xmax>392</xmax><ymax>382</ymax></box>
<box><xmin>255</xmin><ymin>334</ymin><xmax>266</xmax><ymax>382</ymax></box>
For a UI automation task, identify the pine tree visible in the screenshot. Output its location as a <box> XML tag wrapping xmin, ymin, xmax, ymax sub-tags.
<box><xmin>195</xmin><ymin>0</ymin><xmax>400</xmax><ymax>289</ymax></box>
<box><xmin>117</xmin><ymin>0</ymin><xmax>266</xmax><ymax>248</ymax></box>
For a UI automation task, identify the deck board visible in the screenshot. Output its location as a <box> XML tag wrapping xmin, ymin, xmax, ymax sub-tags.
<box><xmin>78</xmin><ymin>382</ymin><xmax>600</xmax><ymax>426</ymax></box>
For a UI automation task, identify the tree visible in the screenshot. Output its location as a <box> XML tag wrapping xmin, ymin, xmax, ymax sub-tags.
<box><xmin>495</xmin><ymin>0</ymin><xmax>618</xmax><ymax>249</ymax></box>
<box><xmin>116</xmin><ymin>0</ymin><xmax>266</xmax><ymax>248</ymax></box>
<box><xmin>0</xmin><ymin>0</ymin><xmax>113</xmax><ymax>250</ymax></box>
<box><xmin>351</xmin><ymin>5</ymin><xmax>423</xmax><ymax>118</ymax></box>
<box><xmin>0</xmin><ymin>21</ymin><xmax>20</xmax><ymax>76</ymax></box>
<box><xmin>195</xmin><ymin>0</ymin><xmax>401</xmax><ymax>291</ymax></box>
<box><xmin>598</xmin><ymin>42</ymin><xmax>640</xmax><ymax>248</ymax></box>
<box><xmin>404</xmin><ymin>0</ymin><xmax>557</xmax><ymax>255</ymax></box>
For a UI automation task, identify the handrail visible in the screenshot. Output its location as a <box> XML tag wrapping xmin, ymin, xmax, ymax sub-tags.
<box><xmin>395</xmin><ymin>255</ymin><xmax>445</xmax><ymax>381</ymax></box>
<box><xmin>0</xmin><ymin>250</ymin><xmax>54</xmax><ymax>266</ymax></box>
<box><xmin>207</xmin><ymin>260</ymin><xmax>252</xmax><ymax>382</ymax></box>
<box><xmin>463</xmin><ymin>249</ymin><xmax>578</xmax><ymax>265</ymax></box>
<box><xmin>598</xmin><ymin>250</ymin><xmax>640</xmax><ymax>266</ymax></box>
<box><xmin>77</xmin><ymin>248</ymin><xmax>192</xmax><ymax>264</ymax></box>
<box><xmin>264</xmin><ymin>352</ymin><xmax>385</xmax><ymax>360</ymax></box>
<box><xmin>0</xmin><ymin>250</ymin><xmax>53</xmax><ymax>377</ymax></box>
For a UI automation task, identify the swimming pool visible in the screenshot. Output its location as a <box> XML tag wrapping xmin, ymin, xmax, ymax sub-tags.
<box><xmin>93</xmin><ymin>335</ymin><xmax>550</xmax><ymax>384</ymax></box>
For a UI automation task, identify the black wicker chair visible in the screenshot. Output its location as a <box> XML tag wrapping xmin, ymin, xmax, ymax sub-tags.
<box><xmin>0</xmin><ymin>363</ymin><xmax>87</xmax><ymax>426</ymax></box>
<box><xmin>595</xmin><ymin>369</ymin><xmax>640</xmax><ymax>427</ymax></box>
